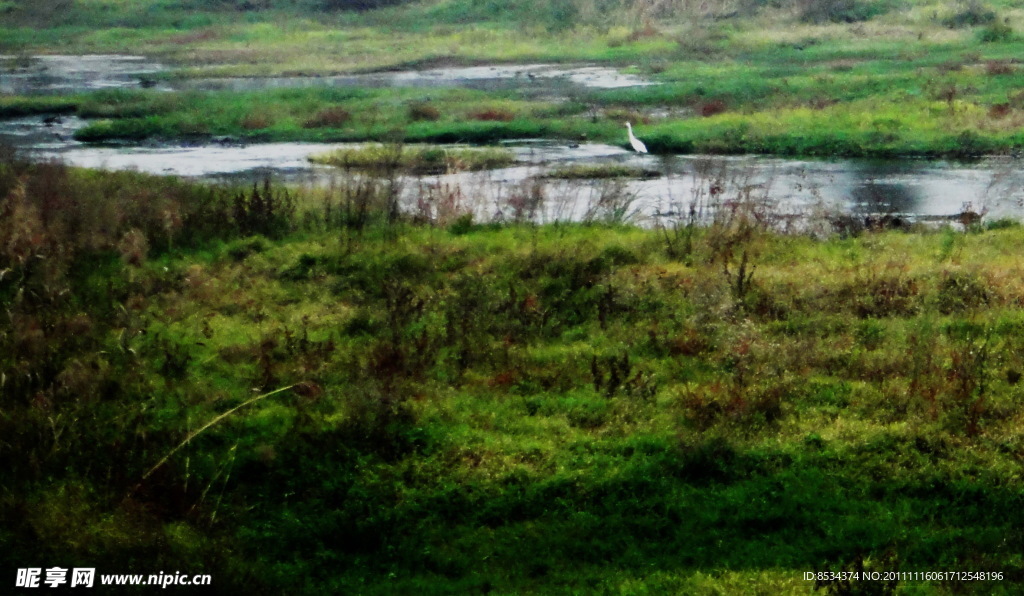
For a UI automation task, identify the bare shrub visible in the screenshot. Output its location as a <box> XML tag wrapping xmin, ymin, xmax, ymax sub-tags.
<box><xmin>408</xmin><ymin>103</ymin><xmax>441</xmax><ymax>122</ymax></box>
<box><xmin>413</xmin><ymin>178</ymin><xmax>472</xmax><ymax>226</ymax></box>
<box><xmin>499</xmin><ymin>177</ymin><xmax>546</xmax><ymax>223</ymax></box>
<box><xmin>320</xmin><ymin>0</ymin><xmax>412</xmax><ymax>10</ymax></box>
<box><xmin>240</xmin><ymin>111</ymin><xmax>273</xmax><ymax>130</ymax></box>
<box><xmin>988</xmin><ymin>103</ymin><xmax>1011</xmax><ymax>119</ymax></box>
<box><xmin>838</xmin><ymin>263</ymin><xmax>920</xmax><ymax>318</ymax></box>
<box><xmin>943</xmin><ymin>0</ymin><xmax>997</xmax><ymax>28</ymax></box>
<box><xmin>798</xmin><ymin>0</ymin><xmax>887</xmax><ymax>24</ymax></box>
<box><xmin>303</xmin><ymin>106</ymin><xmax>351</xmax><ymax>128</ymax></box>
<box><xmin>232</xmin><ymin>179</ymin><xmax>296</xmax><ymax>238</ymax></box>
<box><xmin>117</xmin><ymin>228</ymin><xmax>149</xmax><ymax>266</ymax></box>
<box><xmin>581</xmin><ymin>179</ymin><xmax>641</xmax><ymax>224</ymax></box>
<box><xmin>699</xmin><ymin>99</ymin><xmax>729</xmax><ymax>117</ymax></box>
<box><xmin>471</xmin><ymin>108</ymin><xmax>515</xmax><ymax>122</ymax></box>
<box><xmin>945</xmin><ymin>331</ymin><xmax>991</xmax><ymax>438</ymax></box>
<box><xmin>702</xmin><ymin>162</ymin><xmax>780</xmax><ymax>308</ymax></box>
<box><xmin>985</xmin><ymin>60</ymin><xmax>1015</xmax><ymax>76</ymax></box>
<box><xmin>316</xmin><ymin>143</ymin><xmax>405</xmax><ymax>234</ymax></box>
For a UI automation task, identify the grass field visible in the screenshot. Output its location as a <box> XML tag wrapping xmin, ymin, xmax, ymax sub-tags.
<box><xmin>6</xmin><ymin>0</ymin><xmax>1024</xmax><ymax>156</ymax></box>
<box><xmin>4</xmin><ymin>2</ymin><xmax>1024</xmax><ymax>594</ymax></box>
<box><xmin>1</xmin><ymin>153</ymin><xmax>1022</xmax><ymax>593</ymax></box>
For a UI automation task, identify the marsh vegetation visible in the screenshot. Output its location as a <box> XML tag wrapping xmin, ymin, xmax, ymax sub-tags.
<box><xmin>309</xmin><ymin>143</ymin><xmax>516</xmax><ymax>174</ymax></box>
<box><xmin>4</xmin><ymin>1</ymin><xmax>1024</xmax><ymax>594</ymax></box>
<box><xmin>1</xmin><ymin>149</ymin><xmax>1022</xmax><ymax>593</ymax></box>
<box><xmin>5</xmin><ymin>1</ymin><xmax>1024</xmax><ymax>156</ymax></box>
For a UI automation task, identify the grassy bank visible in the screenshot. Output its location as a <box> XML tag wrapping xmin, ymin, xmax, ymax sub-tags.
<box><xmin>59</xmin><ymin>87</ymin><xmax>609</xmax><ymax>146</ymax></box>
<box><xmin>2</xmin><ymin>82</ymin><xmax>1016</xmax><ymax>158</ymax></box>
<box><xmin>2</xmin><ymin>154</ymin><xmax>1023</xmax><ymax>593</ymax></box>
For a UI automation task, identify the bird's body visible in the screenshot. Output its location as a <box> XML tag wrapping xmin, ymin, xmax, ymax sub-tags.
<box><xmin>626</xmin><ymin>122</ymin><xmax>647</xmax><ymax>154</ymax></box>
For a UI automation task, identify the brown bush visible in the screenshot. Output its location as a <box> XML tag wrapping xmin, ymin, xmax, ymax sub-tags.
<box><xmin>240</xmin><ymin>112</ymin><xmax>273</xmax><ymax>130</ymax></box>
<box><xmin>989</xmin><ymin>103</ymin><xmax>1011</xmax><ymax>119</ymax></box>
<box><xmin>936</xmin><ymin>60</ymin><xmax>966</xmax><ymax>74</ymax></box>
<box><xmin>471</xmin><ymin>108</ymin><xmax>515</xmax><ymax>122</ymax></box>
<box><xmin>603</xmin><ymin>108</ymin><xmax>651</xmax><ymax>125</ymax></box>
<box><xmin>628</xmin><ymin>23</ymin><xmax>660</xmax><ymax>42</ymax></box>
<box><xmin>699</xmin><ymin>99</ymin><xmax>728</xmax><ymax>117</ymax></box>
<box><xmin>303</xmin><ymin>106</ymin><xmax>352</xmax><ymax>128</ymax></box>
<box><xmin>808</xmin><ymin>96</ymin><xmax>838</xmax><ymax>110</ymax></box>
<box><xmin>985</xmin><ymin>60</ymin><xmax>1016</xmax><ymax>76</ymax></box>
<box><xmin>117</xmin><ymin>228</ymin><xmax>149</xmax><ymax>266</ymax></box>
<box><xmin>408</xmin><ymin>103</ymin><xmax>441</xmax><ymax>121</ymax></box>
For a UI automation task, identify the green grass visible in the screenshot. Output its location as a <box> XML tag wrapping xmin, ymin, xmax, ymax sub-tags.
<box><xmin>62</xmin><ymin>87</ymin><xmax>610</xmax><ymax>146</ymax></box>
<box><xmin>7</xmin><ymin>1</ymin><xmax>1024</xmax><ymax>156</ymax></box>
<box><xmin>3</xmin><ymin>154</ymin><xmax>1024</xmax><ymax>593</ymax></box>
<box><xmin>9</xmin><ymin>5</ymin><xmax>1024</xmax><ymax>588</ymax></box>
<box><xmin>544</xmin><ymin>163</ymin><xmax>661</xmax><ymax>179</ymax></box>
<box><xmin>0</xmin><ymin>96</ymin><xmax>79</xmax><ymax>118</ymax></box>
<box><xmin>53</xmin><ymin>83</ymin><xmax>1024</xmax><ymax>158</ymax></box>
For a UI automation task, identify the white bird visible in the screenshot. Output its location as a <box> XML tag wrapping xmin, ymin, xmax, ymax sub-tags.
<box><xmin>626</xmin><ymin>122</ymin><xmax>647</xmax><ymax>154</ymax></box>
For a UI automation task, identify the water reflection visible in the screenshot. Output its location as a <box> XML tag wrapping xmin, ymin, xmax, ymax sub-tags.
<box><xmin>1</xmin><ymin>55</ymin><xmax>654</xmax><ymax>98</ymax></box>
<box><xmin>181</xmin><ymin>64</ymin><xmax>655</xmax><ymax>98</ymax></box>
<box><xmin>849</xmin><ymin>181</ymin><xmax>922</xmax><ymax>215</ymax></box>
<box><xmin>0</xmin><ymin>55</ymin><xmax>168</xmax><ymax>95</ymax></box>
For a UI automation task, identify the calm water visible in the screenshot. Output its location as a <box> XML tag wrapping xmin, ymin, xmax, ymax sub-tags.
<box><xmin>0</xmin><ymin>55</ymin><xmax>169</xmax><ymax>95</ymax></box>
<box><xmin>1</xmin><ymin>55</ymin><xmax>652</xmax><ymax>97</ymax></box>
<box><xmin>7</xmin><ymin>116</ymin><xmax>1021</xmax><ymax>224</ymax></box>
<box><xmin>179</xmin><ymin>64</ymin><xmax>656</xmax><ymax>99</ymax></box>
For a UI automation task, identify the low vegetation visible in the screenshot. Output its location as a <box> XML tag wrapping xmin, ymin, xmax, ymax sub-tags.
<box><xmin>4</xmin><ymin>1</ymin><xmax>1024</xmax><ymax>157</ymax></box>
<box><xmin>17</xmin><ymin>75</ymin><xmax>1024</xmax><ymax>158</ymax></box>
<box><xmin>5</xmin><ymin>2</ymin><xmax>1024</xmax><ymax>591</ymax></box>
<box><xmin>543</xmin><ymin>163</ymin><xmax>661</xmax><ymax>179</ymax></box>
<box><xmin>309</xmin><ymin>143</ymin><xmax>516</xmax><ymax>173</ymax></box>
<box><xmin>1</xmin><ymin>150</ymin><xmax>1022</xmax><ymax>593</ymax></box>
